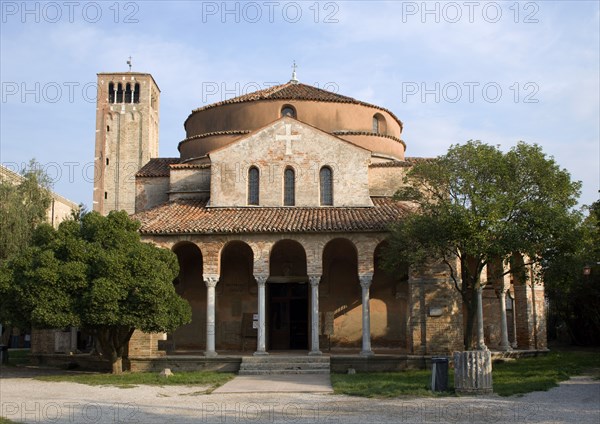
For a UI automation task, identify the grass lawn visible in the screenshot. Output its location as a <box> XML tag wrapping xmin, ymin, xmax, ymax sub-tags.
<box><xmin>332</xmin><ymin>349</ymin><xmax>600</xmax><ymax>398</ymax></box>
<box><xmin>492</xmin><ymin>349</ymin><xmax>600</xmax><ymax>396</ymax></box>
<box><xmin>5</xmin><ymin>349</ymin><xmax>31</xmax><ymax>367</ymax></box>
<box><xmin>35</xmin><ymin>370</ymin><xmax>235</xmax><ymax>390</ymax></box>
<box><xmin>0</xmin><ymin>418</ymin><xmax>21</xmax><ymax>424</ymax></box>
<box><xmin>331</xmin><ymin>369</ymin><xmax>454</xmax><ymax>398</ymax></box>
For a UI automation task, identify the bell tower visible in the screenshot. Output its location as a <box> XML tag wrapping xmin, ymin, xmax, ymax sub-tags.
<box><xmin>92</xmin><ymin>71</ymin><xmax>160</xmax><ymax>215</ymax></box>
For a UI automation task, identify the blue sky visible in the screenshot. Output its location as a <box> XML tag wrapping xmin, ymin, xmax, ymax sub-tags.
<box><xmin>1</xmin><ymin>1</ymin><xmax>599</xmax><ymax>209</ymax></box>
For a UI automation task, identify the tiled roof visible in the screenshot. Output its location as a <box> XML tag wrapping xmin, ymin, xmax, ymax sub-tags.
<box><xmin>178</xmin><ymin>130</ymin><xmax>252</xmax><ymax>151</ymax></box>
<box><xmin>136</xmin><ymin>158</ymin><xmax>180</xmax><ymax>177</ymax></box>
<box><xmin>332</xmin><ymin>131</ymin><xmax>406</xmax><ymax>148</ymax></box>
<box><xmin>134</xmin><ymin>197</ymin><xmax>411</xmax><ymax>235</ymax></box>
<box><xmin>189</xmin><ymin>82</ymin><xmax>402</xmax><ymax>128</ymax></box>
<box><xmin>368</xmin><ymin>157</ymin><xmax>435</xmax><ymax>168</ymax></box>
<box><xmin>169</xmin><ymin>163</ymin><xmax>210</xmax><ymax>170</ymax></box>
<box><xmin>369</xmin><ymin>161</ymin><xmax>413</xmax><ymax>168</ymax></box>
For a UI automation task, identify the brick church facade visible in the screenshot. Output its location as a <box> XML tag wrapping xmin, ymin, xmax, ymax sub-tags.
<box><xmin>32</xmin><ymin>70</ymin><xmax>546</xmax><ymax>362</ymax></box>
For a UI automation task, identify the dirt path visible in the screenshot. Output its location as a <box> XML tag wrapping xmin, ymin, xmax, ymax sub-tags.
<box><xmin>1</xmin><ymin>367</ymin><xmax>598</xmax><ymax>423</ymax></box>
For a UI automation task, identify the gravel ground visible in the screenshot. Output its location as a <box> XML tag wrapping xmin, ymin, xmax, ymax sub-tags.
<box><xmin>1</xmin><ymin>367</ymin><xmax>598</xmax><ymax>424</ymax></box>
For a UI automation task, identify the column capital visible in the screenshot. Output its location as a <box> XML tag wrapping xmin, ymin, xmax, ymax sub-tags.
<box><xmin>204</xmin><ymin>274</ymin><xmax>219</xmax><ymax>288</ymax></box>
<box><xmin>255</xmin><ymin>275</ymin><xmax>268</xmax><ymax>287</ymax></box>
<box><xmin>359</xmin><ymin>274</ymin><xmax>373</xmax><ymax>289</ymax></box>
<box><xmin>308</xmin><ymin>275</ymin><xmax>321</xmax><ymax>287</ymax></box>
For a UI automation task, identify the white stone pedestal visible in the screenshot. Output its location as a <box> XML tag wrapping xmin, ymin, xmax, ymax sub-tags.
<box><xmin>453</xmin><ymin>350</ymin><xmax>493</xmax><ymax>395</ymax></box>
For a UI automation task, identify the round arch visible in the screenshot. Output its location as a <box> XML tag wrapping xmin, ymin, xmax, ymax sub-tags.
<box><xmin>269</xmin><ymin>239</ymin><xmax>307</xmax><ymax>281</ymax></box>
<box><xmin>217</xmin><ymin>240</ymin><xmax>256</xmax><ymax>350</ymax></box>
<box><xmin>170</xmin><ymin>241</ymin><xmax>205</xmax><ymax>350</ymax></box>
<box><xmin>371</xmin><ymin>240</ymin><xmax>409</xmax><ymax>348</ymax></box>
<box><xmin>320</xmin><ymin>238</ymin><xmax>361</xmax><ymax>348</ymax></box>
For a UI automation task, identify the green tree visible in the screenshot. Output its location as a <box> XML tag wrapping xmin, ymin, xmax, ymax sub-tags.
<box><xmin>544</xmin><ymin>201</ymin><xmax>600</xmax><ymax>345</ymax></box>
<box><xmin>383</xmin><ymin>141</ymin><xmax>581</xmax><ymax>349</ymax></box>
<box><xmin>0</xmin><ymin>160</ymin><xmax>52</xmax><ymax>262</ymax></box>
<box><xmin>1</xmin><ymin>210</ymin><xmax>191</xmax><ymax>373</ymax></box>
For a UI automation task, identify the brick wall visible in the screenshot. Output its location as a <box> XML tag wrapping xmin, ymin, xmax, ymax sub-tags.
<box><xmin>407</xmin><ymin>261</ymin><xmax>464</xmax><ymax>354</ymax></box>
<box><xmin>209</xmin><ymin>118</ymin><xmax>373</xmax><ymax>208</ymax></box>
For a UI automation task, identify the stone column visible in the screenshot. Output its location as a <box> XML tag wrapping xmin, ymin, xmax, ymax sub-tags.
<box><xmin>511</xmin><ymin>292</ymin><xmax>518</xmax><ymax>348</ymax></box>
<box><xmin>204</xmin><ymin>274</ymin><xmax>219</xmax><ymax>357</ymax></box>
<box><xmin>359</xmin><ymin>274</ymin><xmax>374</xmax><ymax>357</ymax></box>
<box><xmin>476</xmin><ymin>286</ymin><xmax>487</xmax><ymax>351</ymax></box>
<box><xmin>498</xmin><ymin>288</ymin><xmax>512</xmax><ymax>351</ymax></box>
<box><xmin>254</xmin><ymin>275</ymin><xmax>269</xmax><ymax>356</ymax></box>
<box><xmin>70</xmin><ymin>327</ymin><xmax>78</xmax><ymax>352</ymax></box>
<box><xmin>308</xmin><ymin>275</ymin><xmax>322</xmax><ymax>356</ymax></box>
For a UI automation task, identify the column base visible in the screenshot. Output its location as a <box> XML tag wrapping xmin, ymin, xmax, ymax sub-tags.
<box><xmin>204</xmin><ymin>351</ymin><xmax>218</xmax><ymax>358</ymax></box>
<box><xmin>253</xmin><ymin>351</ymin><xmax>269</xmax><ymax>356</ymax></box>
<box><xmin>308</xmin><ymin>350</ymin><xmax>322</xmax><ymax>356</ymax></box>
<box><xmin>359</xmin><ymin>350</ymin><xmax>374</xmax><ymax>357</ymax></box>
<box><xmin>498</xmin><ymin>344</ymin><xmax>513</xmax><ymax>352</ymax></box>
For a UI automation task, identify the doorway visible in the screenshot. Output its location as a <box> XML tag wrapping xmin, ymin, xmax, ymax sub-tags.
<box><xmin>268</xmin><ymin>283</ymin><xmax>308</xmax><ymax>350</ymax></box>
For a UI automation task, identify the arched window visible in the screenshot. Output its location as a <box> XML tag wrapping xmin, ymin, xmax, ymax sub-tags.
<box><xmin>134</xmin><ymin>83</ymin><xmax>140</xmax><ymax>103</ymax></box>
<box><xmin>320</xmin><ymin>166</ymin><xmax>333</xmax><ymax>206</ymax></box>
<box><xmin>125</xmin><ymin>83</ymin><xmax>132</xmax><ymax>103</ymax></box>
<box><xmin>372</xmin><ymin>113</ymin><xmax>386</xmax><ymax>134</ymax></box>
<box><xmin>281</xmin><ymin>104</ymin><xmax>296</xmax><ymax>118</ymax></box>
<box><xmin>372</xmin><ymin>116</ymin><xmax>379</xmax><ymax>133</ymax></box>
<box><xmin>284</xmin><ymin>167</ymin><xmax>295</xmax><ymax>206</ymax></box>
<box><xmin>108</xmin><ymin>82</ymin><xmax>115</xmax><ymax>103</ymax></box>
<box><xmin>248</xmin><ymin>166</ymin><xmax>259</xmax><ymax>206</ymax></box>
<box><xmin>116</xmin><ymin>83</ymin><xmax>124</xmax><ymax>103</ymax></box>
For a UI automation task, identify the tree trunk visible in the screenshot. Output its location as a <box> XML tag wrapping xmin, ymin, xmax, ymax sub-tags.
<box><xmin>464</xmin><ymin>297</ymin><xmax>477</xmax><ymax>349</ymax></box>
<box><xmin>461</xmin><ymin>260</ymin><xmax>481</xmax><ymax>350</ymax></box>
<box><xmin>89</xmin><ymin>326</ymin><xmax>135</xmax><ymax>374</ymax></box>
<box><xmin>111</xmin><ymin>356</ymin><xmax>123</xmax><ymax>374</ymax></box>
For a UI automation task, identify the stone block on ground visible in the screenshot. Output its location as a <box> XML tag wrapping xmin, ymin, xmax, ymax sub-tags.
<box><xmin>453</xmin><ymin>350</ymin><xmax>493</xmax><ymax>395</ymax></box>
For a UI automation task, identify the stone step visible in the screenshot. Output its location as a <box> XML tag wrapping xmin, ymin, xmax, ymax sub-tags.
<box><xmin>239</xmin><ymin>355</ymin><xmax>331</xmax><ymax>375</ymax></box>
<box><xmin>239</xmin><ymin>363</ymin><xmax>330</xmax><ymax>370</ymax></box>
<box><xmin>241</xmin><ymin>356</ymin><xmax>330</xmax><ymax>364</ymax></box>
<box><xmin>239</xmin><ymin>369</ymin><xmax>330</xmax><ymax>375</ymax></box>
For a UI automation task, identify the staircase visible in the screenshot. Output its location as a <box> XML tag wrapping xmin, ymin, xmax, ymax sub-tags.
<box><xmin>238</xmin><ymin>355</ymin><xmax>330</xmax><ymax>375</ymax></box>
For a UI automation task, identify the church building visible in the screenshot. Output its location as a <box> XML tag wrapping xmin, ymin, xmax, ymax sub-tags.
<box><xmin>32</xmin><ymin>68</ymin><xmax>547</xmax><ymax>368</ymax></box>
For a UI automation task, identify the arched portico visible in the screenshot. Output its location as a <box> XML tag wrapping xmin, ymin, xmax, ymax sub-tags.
<box><xmin>216</xmin><ymin>241</ymin><xmax>256</xmax><ymax>352</ymax></box>
<box><xmin>267</xmin><ymin>240</ymin><xmax>309</xmax><ymax>350</ymax></box>
<box><xmin>321</xmin><ymin>238</ymin><xmax>375</xmax><ymax>355</ymax></box>
<box><xmin>170</xmin><ymin>242</ymin><xmax>205</xmax><ymax>351</ymax></box>
<box><xmin>372</xmin><ymin>241</ymin><xmax>409</xmax><ymax>349</ymax></box>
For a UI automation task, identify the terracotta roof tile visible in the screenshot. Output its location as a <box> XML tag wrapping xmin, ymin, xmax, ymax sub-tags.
<box><xmin>189</xmin><ymin>82</ymin><xmax>402</xmax><ymax>128</ymax></box>
<box><xmin>332</xmin><ymin>131</ymin><xmax>406</xmax><ymax>148</ymax></box>
<box><xmin>369</xmin><ymin>161</ymin><xmax>413</xmax><ymax>168</ymax></box>
<box><xmin>169</xmin><ymin>163</ymin><xmax>210</xmax><ymax>170</ymax></box>
<box><xmin>134</xmin><ymin>197</ymin><xmax>411</xmax><ymax>235</ymax></box>
<box><xmin>136</xmin><ymin>158</ymin><xmax>180</xmax><ymax>177</ymax></box>
<box><xmin>368</xmin><ymin>157</ymin><xmax>435</xmax><ymax>168</ymax></box>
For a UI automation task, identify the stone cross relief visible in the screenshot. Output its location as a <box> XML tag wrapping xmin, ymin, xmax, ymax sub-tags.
<box><xmin>276</xmin><ymin>123</ymin><xmax>301</xmax><ymax>155</ymax></box>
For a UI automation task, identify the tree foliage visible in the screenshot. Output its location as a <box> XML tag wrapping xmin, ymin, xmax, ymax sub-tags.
<box><xmin>544</xmin><ymin>201</ymin><xmax>600</xmax><ymax>345</ymax></box>
<box><xmin>383</xmin><ymin>141</ymin><xmax>581</xmax><ymax>349</ymax></box>
<box><xmin>0</xmin><ymin>160</ymin><xmax>52</xmax><ymax>263</ymax></box>
<box><xmin>1</xmin><ymin>210</ymin><xmax>192</xmax><ymax>373</ymax></box>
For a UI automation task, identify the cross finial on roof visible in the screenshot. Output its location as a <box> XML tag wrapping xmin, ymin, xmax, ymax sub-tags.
<box><xmin>127</xmin><ymin>56</ymin><xmax>132</xmax><ymax>72</ymax></box>
<box><xmin>290</xmin><ymin>60</ymin><xmax>298</xmax><ymax>84</ymax></box>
